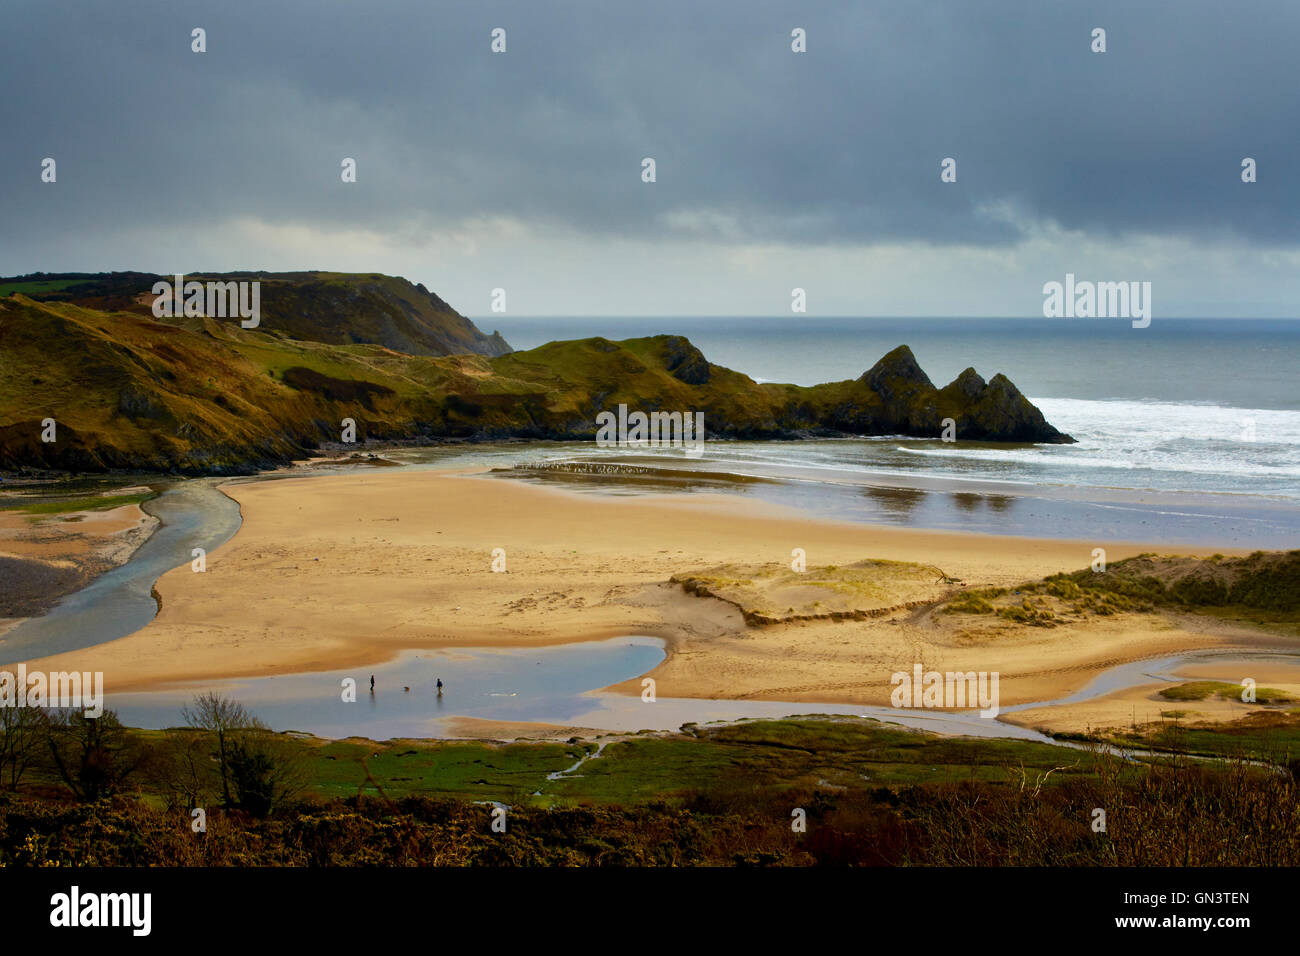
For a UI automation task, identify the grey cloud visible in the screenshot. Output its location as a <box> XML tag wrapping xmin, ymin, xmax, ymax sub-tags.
<box><xmin>0</xmin><ymin>0</ymin><xmax>1297</xmax><ymax>254</ymax></box>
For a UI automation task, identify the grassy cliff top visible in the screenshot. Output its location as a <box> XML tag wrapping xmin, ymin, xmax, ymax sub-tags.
<box><xmin>0</xmin><ymin>270</ymin><xmax>511</xmax><ymax>359</ymax></box>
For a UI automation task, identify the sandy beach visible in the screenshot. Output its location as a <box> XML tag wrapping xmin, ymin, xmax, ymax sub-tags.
<box><xmin>16</xmin><ymin>468</ymin><xmax>1285</xmax><ymax>728</ymax></box>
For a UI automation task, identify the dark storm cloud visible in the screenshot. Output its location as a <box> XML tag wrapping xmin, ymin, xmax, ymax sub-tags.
<box><xmin>1</xmin><ymin>0</ymin><xmax>1296</xmax><ymax>252</ymax></box>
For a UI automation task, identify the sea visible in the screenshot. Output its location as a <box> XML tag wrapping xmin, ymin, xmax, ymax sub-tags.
<box><xmin>467</xmin><ymin>316</ymin><xmax>1300</xmax><ymax>547</ymax></box>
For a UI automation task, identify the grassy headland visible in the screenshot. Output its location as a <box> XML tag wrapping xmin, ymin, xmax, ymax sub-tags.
<box><xmin>1</xmin><ymin>272</ymin><xmax>1071</xmax><ymax>474</ymax></box>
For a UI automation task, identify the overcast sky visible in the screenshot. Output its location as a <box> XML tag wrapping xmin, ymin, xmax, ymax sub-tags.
<box><xmin>3</xmin><ymin>0</ymin><xmax>1299</xmax><ymax>317</ymax></box>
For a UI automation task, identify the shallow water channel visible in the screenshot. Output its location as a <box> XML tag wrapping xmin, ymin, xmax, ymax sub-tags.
<box><xmin>0</xmin><ymin>480</ymin><xmax>243</xmax><ymax>666</ymax></box>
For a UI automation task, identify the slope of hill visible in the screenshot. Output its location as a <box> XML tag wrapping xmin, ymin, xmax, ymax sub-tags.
<box><xmin>0</xmin><ymin>294</ymin><xmax>1072</xmax><ymax>474</ymax></box>
<box><xmin>0</xmin><ymin>271</ymin><xmax>512</xmax><ymax>358</ymax></box>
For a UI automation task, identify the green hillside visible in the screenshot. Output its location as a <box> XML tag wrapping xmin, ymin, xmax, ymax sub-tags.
<box><xmin>0</xmin><ymin>286</ymin><xmax>1073</xmax><ymax>474</ymax></box>
<box><xmin>0</xmin><ymin>270</ymin><xmax>511</xmax><ymax>358</ymax></box>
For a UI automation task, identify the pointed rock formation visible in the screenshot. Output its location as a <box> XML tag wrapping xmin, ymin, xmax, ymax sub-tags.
<box><xmin>861</xmin><ymin>345</ymin><xmax>935</xmax><ymax>397</ymax></box>
<box><xmin>936</xmin><ymin>368</ymin><xmax>1071</xmax><ymax>443</ymax></box>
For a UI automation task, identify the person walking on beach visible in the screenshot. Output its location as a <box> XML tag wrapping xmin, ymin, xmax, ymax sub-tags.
<box><xmin>370</xmin><ymin>674</ymin><xmax>375</xmax><ymax>693</ymax></box>
<box><xmin>436</xmin><ymin>678</ymin><xmax>443</xmax><ymax>695</ymax></box>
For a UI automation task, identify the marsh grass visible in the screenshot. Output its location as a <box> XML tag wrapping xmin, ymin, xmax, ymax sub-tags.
<box><xmin>0</xmin><ymin>491</ymin><xmax>155</xmax><ymax>516</ymax></box>
<box><xmin>1158</xmin><ymin>680</ymin><xmax>1294</xmax><ymax>704</ymax></box>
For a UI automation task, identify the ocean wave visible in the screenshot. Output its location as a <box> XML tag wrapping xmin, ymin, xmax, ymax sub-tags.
<box><xmin>556</xmin><ymin>396</ymin><xmax>1300</xmax><ymax>497</ymax></box>
<box><xmin>892</xmin><ymin>443</ymin><xmax>1300</xmax><ymax>478</ymax></box>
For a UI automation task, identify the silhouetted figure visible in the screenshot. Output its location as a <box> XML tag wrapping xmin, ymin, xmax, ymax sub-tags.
<box><xmin>436</xmin><ymin>678</ymin><xmax>443</xmax><ymax>695</ymax></box>
<box><xmin>369</xmin><ymin>674</ymin><xmax>375</xmax><ymax>693</ymax></box>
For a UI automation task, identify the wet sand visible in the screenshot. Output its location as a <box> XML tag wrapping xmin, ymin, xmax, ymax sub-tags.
<box><xmin>1003</xmin><ymin>652</ymin><xmax>1300</xmax><ymax>734</ymax></box>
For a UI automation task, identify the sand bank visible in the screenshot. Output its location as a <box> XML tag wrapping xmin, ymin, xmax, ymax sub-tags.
<box><xmin>0</xmin><ymin>502</ymin><xmax>157</xmax><ymax>635</ymax></box>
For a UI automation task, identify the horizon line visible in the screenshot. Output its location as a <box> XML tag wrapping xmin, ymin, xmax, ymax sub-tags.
<box><xmin>469</xmin><ymin>314</ymin><xmax>1300</xmax><ymax>321</ymax></box>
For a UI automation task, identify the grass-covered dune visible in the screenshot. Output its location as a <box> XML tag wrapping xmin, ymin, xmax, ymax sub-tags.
<box><xmin>673</xmin><ymin>559</ymin><xmax>950</xmax><ymax>624</ymax></box>
<box><xmin>0</xmin><ymin>276</ymin><xmax>1073</xmax><ymax>474</ymax></box>
<box><xmin>943</xmin><ymin>550</ymin><xmax>1300</xmax><ymax>627</ymax></box>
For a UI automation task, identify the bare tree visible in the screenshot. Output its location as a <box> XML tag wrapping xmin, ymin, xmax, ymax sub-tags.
<box><xmin>180</xmin><ymin>693</ymin><xmax>307</xmax><ymax>815</ymax></box>
<box><xmin>182</xmin><ymin>692</ymin><xmax>257</xmax><ymax>808</ymax></box>
<box><xmin>43</xmin><ymin>709</ymin><xmax>145</xmax><ymax>801</ymax></box>
<box><xmin>153</xmin><ymin>727</ymin><xmax>219</xmax><ymax>811</ymax></box>
<box><xmin>0</xmin><ymin>706</ymin><xmax>48</xmax><ymax>790</ymax></box>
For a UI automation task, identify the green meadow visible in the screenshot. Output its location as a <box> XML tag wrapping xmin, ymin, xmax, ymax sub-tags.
<box><xmin>174</xmin><ymin>718</ymin><xmax>1142</xmax><ymax>808</ymax></box>
<box><xmin>0</xmin><ymin>279</ymin><xmax>84</xmax><ymax>297</ymax></box>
